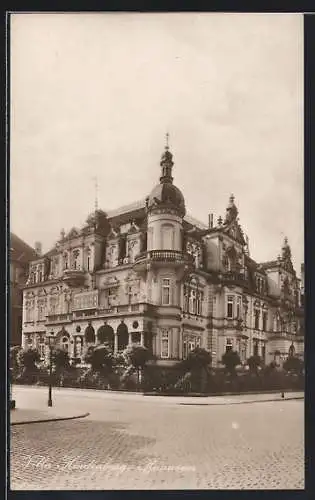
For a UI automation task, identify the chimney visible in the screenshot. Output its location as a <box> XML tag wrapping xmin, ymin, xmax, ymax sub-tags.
<box><xmin>208</xmin><ymin>213</ymin><xmax>214</xmax><ymax>229</ymax></box>
<box><xmin>35</xmin><ymin>241</ymin><xmax>42</xmax><ymax>256</ymax></box>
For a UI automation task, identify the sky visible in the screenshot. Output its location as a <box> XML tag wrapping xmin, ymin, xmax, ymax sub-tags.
<box><xmin>10</xmin><ymin>13</ymin><xmax>304</xmax><ymax>274</ymax></box>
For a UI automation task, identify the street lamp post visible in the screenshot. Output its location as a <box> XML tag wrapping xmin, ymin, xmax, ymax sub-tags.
<box><xmin>46</xmin><ymin>331</ymin><xmax>54</xmax><ymax>407</ymax></box>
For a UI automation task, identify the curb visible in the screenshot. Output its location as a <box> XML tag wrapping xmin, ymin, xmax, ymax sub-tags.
<box><xmin>179</xmin><ymin>396</ymin><xmax>304</xmax><ymax>406</ymax></box>
<box><xmin>11</xmin><ymin>412</ymin><xmax>90</xmax><ymax>426</ymax></box>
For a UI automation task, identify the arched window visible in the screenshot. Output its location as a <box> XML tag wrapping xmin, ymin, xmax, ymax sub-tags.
<box><xmin>117</xmin><ymin>322</ymin><xmax>128</xmax><ymax>351</ymax></box>
<box><xmin>161</xmin><ymin>224</ymin><xmax>174</xmax><ymax>250</ymax></box>
<box><xmin>289</xmin><ymin>344</ymin><xmax>295</xmax><ymax>357</ymax></box>
<box><xmin>84</xmin><ymin>323</ymin><xmax>95</xmax><ymax>343</ymax></box>
<box><xmin>97</xmin><ymin>324</ymin><xmax>114</xmax><ymax>350</ymax></box>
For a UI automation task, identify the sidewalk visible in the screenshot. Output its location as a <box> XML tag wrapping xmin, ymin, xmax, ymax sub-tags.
<box><xmin>10</xmin><ymin>407</ymin><xmax>89</xmax><ymax>425</ymax></box>
<box><xmin>177</xmin><ymin>391</ymin><xmax>304</xmax><ymax>406</ymax></box>
<box><xmin>12</xmin><ymin>384</ymin><xmax>304</xmax><ymax>408</ymax></box>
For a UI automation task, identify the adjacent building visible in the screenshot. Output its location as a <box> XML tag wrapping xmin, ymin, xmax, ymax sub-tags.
<box><xmin>21</xmin><ymin>142</ymin><xmax>304</xmax><ymax>366</ymax></box>
<box><xmin>10</xmin><ymin>234</ymin><xmax>38</xmax><ymax>346</ymax></box>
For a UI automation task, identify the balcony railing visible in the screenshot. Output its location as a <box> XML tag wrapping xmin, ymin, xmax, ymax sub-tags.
<box><xmin>46</xmin><ymin>313</ymin><xmax>73</xmax><ymax>324</ymax></box>
<box><xmin>62</xmin><ymin>269</ymin><xmax>85</xmax><ymax>286</ymax></box>
<box><xmin>135</xmin><ymin>250</ymin><xmax>194</xmax><ymax>265</ymax></box>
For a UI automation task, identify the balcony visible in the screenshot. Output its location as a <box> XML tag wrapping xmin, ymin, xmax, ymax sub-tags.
<box><xmin>46</xmin><ymin>313</ymin><xmax>73</xmax><ymax>325</ymax></box>
<box><xmin>62</xmin><ymin>269</ymin><xmax>85</xmax><ymax>287</ymax></box>
<box><xmin>134</xmin><ymin>250</ymin><xmax>194</xmax><ymax>273</ymax></box>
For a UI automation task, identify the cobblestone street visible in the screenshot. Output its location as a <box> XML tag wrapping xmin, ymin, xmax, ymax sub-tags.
<box><xmin>10</xmin><ymin>387</ymin><xmax>304</xmax><ymax>490</ymax></box>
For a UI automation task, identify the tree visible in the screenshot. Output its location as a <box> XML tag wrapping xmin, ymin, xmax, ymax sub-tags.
<box><xmin>51</xmin><ymin>347</ymin><xmax>71</xmax><ymax>385</ymax></box>
<box><xmin>10</xmin><ymin>346</ymin><xmax>22</xmax><ymax>371</ymax></box>
<box><xmin>52</xmin><ymin>347</ymin><xmax>70</xmax><ymax>370</ymax></box>
<box><xmin>221</xmin><ymin>350</ymin><xmax>241</xmax><ymax>378</ymax></box>
<box><xmin>175</xmin><ymin>348</ymin><xmax>212</xmax><ymax>393</ymax></box>
<box><xmin>17</xmin><ymin>348</ymin><xmax>41</xmax><ymax>383</ymax></box>
<box><xmin>185</xmin><ymin>347</ymin><xmax>212</xmax><ymax>392</ymax></box>
<box><xmin>18</xmin><ymin>348</ymin><xmax>40</xmax><ymax>371</ymax></box>
<box><xmin>247</xmin><ymin>355</ymin><xmax>262</xmax><ymax>376</ymax></box>
<box><xmin>84</xmin><ymin>344</ymin><xmax>114</xmax><ymax>374</ymax></box>
<box><xmin>124</xmin><ymin>344</ymin><xmax>151</xmax><ymax>388</ymax></box>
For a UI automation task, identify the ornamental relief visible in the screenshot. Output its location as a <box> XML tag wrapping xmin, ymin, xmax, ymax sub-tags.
<box><xmin>127</xmin><ymin>238</ymin><xmax>140</xmax><ymax>262</ymax></box>
<box><xmin>105</xmin><ymin>243</ymin><xmax>119</xmax><ymax>267</ymax></box>
<box><xmin>186</xmin><ymin>241</ymin><xmax>202</xmax><ymax>267</ymax></box>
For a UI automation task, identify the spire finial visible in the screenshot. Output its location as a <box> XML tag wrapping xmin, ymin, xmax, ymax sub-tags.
<box><xmin>160</xmin><ymin>133</ymin><xmax>174</xmax><ymax>184</ymax></box>
<box><xmin>165</xmin><ymin>131</ymin><xmax>170</xmax><ymax>150</ymax></box>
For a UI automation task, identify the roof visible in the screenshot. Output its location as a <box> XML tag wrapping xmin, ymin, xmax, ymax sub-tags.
<box><xmin>10</xmin><ymin>233</ymin><xmax>37</xmax><ymax>264</ymax></box>
<box><xmin>260</xmin><ymin>260</ymin><xmax>279</xmax><ymax>269</ymax></box>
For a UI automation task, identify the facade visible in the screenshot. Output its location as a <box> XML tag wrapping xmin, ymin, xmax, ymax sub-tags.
<box><xmin>21</xmin><ymin>143</ymin><xmax>304</xmax><ymax>367</ymax></box>
<box><xmin>10</xmin><ymin>234</ymin><xmax>38</xmax><ymax>346</ymax></box>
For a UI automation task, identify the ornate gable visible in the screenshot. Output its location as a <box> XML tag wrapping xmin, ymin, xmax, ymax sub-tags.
<box><xmin>223</xmin><ymin>220</ymin><xmax>246</xmax><ymax>245</ymax></box>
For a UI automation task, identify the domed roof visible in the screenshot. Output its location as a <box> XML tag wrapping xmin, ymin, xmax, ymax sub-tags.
<box><xmin>147</xmin><ymin>136</ymin><xmax>186</xmax><ymax>216</ymax></box>
<box><xmin>147</xmin><ymin>182</ymin><xmax>186</xmax><ymax>216</ymax></box>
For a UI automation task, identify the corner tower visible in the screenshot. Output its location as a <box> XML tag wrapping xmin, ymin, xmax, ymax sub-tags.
<box><xmin>146</xmin><ymin>135</ymin><xmax>186</xmax><ymax>252</ymax></box>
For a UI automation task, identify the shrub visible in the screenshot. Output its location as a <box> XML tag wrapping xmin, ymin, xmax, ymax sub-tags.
<box><xmin>247</xmin><ymin>355</ymin><xmax>262</xmax><ymax>376</ymax></box>
<box><xmin>221</xmin><ymin>350</ymin><xmax>241</xmax><ymax>378</ymax></box>
<box><xmin>283</xmin><ymin>356</ymin><xmax>304</xmax><ymax>375</ymax></box>
<box><xmin>17</xmin><ymin>348</ymin><xmax>41</xmax><ymax>371</ymax></box>
<box><xmin>124</xmin><ymin>344</ymin><xmax>151</xmax><ymax>389</ymax></box>
<box><xmin>84</xmin><ymin>344</ymin><xmax>114</xmax><ymax>373</ymax></box>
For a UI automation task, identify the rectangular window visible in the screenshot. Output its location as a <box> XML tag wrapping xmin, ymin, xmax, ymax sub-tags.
<box><xmin>236</xmin><ymin>296</ymin><xmax>242</xmax><ymax>319</ymax></box>
<box><xmin>253</xmin><ymin>341</ymin><xmax>259</xmax><ymax>356</ymax></box>
<box><xmin>262</xmin><ymin>311</ymin><xmax>268</xmax><ymax>331</ymax></box>
<box><xmin>183</xmin><ymin>286</ymin><xmax>189</xmax><ymax>313</ymax></box>
<box><xmin>161</xmin><ymin>329</ymin><xmax>170</xmax><ymax>358</ymax></box>
<box><xmin>227</xmin><ymin>295</ymin><xmax>234</xmax><ymax>319</ymax></box>
<box><xmin>196</xmin><ymin>291</ymin><xmax>204</xmax><ymax>316</ymax></box>
<box><xmin>191</xmin><ymin>290</ymin><xmax>197</xmax><ymax>314</ymax></box>
<box><xmin>183</xmin><ymin>341</ymin><xmax>188</xmax><ymax>359</ymax></box>
<box><xmin>162</xmin><ymin>279</ymin><xmax>171</xmax><ymax>305</ymax></box>
<box><xmin>254</xmin><ymin>309</ymin><xmax>260</xmax><ymax>330</ymax></box>
<box><xmin>38</xmin><ymin>305</ymin><xmax>45</xmax><ymax>321</ymax></box>
<box><xmin>226</xmin><ymin>338</ymin><xmax>233</xmax><ymax>352</ymax></box>
<box><xmin>25</xmin><ymin>308</ymin><xmax>31</xmax><ymax>322</ymax></box>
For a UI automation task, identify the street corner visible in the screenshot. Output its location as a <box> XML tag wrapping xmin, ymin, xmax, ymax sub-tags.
<box><xmin>10</xmin><ymin>408</ymin><xmax>90</xmax><ymax>425</ymax></box>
